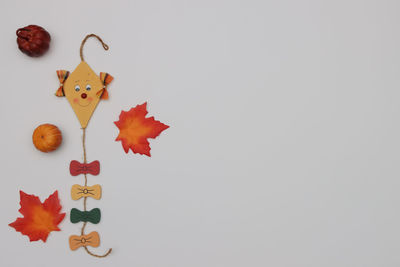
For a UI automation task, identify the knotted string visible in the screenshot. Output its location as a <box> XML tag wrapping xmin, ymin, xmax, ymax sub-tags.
<box><xmin>80</xmin><ymin>34</ymin><xmax>109</xmax><ymax>62</ymax></box>
<box><xmin>80</xmin><ymin>127</ymin><xmax>112</xmax><ymax>258</ymax></box>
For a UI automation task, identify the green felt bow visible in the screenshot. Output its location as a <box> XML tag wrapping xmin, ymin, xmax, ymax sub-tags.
<box><xmin>70</xmin><ymin>208</ymin><xmax>101</xmax><ymax>224</ymax></box>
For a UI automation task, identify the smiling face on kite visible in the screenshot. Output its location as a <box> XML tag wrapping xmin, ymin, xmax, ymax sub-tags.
<box><xmin>63</xmin><ymin>62</ymin><xmax>103</xmax><ymax>128</ymax></box>
<box><xmin>56</xmin><ymin>61</ymin><xmax>113</xmax><ymax>128</ymax></box>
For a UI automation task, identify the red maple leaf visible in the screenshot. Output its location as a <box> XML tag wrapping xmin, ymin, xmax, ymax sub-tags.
<box><xmin>9</xmin><ymin>191</ymin><xmax>66</xmax><ymax>242</ymax></box>
<box><xmin>114</xmin><ymin>102</ymin><xmax>169</xmax><ymax>156</ymax></box>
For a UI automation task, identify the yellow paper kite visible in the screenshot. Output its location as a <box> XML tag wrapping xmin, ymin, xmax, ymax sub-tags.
<box><xmin>55</xmin><ymin>34</ymin><xmax>112</xmax><ymax>258</ymax></box>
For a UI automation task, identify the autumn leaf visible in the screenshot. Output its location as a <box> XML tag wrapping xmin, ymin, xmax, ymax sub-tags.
<box><xmin>115</xmin><ymin>102</ymin><xmax>169</xmax><ymax>156</ymax></box>
<box><xmin>9</xmin><ymin>191</ymin><xmax>66</xmax><ymax>242</ymax></box>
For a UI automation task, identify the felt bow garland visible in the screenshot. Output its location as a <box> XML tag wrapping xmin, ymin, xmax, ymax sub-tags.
<box><xmin>71</xmin><ymin>184</ymin><xmax>101</xmax><ymax>200</ymax></box>
<box><xmin>69</xmin><ymin>231</ymin><xmax>100</xmax><ymax>251</ymax></box>
<box><xmin>70</xmin><ymin>208</ymin><xmax>101</xmax><ymax>224</ymax></box>
<box><xmin>70</xmin><ymin>160</ymin><xmax>100</xmax><ymax>176</ymax></box>
<box><xmin>97</xmin><ymin>72</ymin><xmax>113</xmax><ymax>100</ymax></box>
<box><xmin>55</xmin><ymin>70</ymin><xmax>69</xmax><ymax>97</ymax></box>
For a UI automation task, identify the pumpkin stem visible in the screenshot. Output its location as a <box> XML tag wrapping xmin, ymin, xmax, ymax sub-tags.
<box><xmin>16</xmin><ymin>28</ymin><xmax>30</xmax><ymax>41</ymax></box>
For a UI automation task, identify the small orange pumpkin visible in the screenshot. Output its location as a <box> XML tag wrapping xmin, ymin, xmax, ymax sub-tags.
<box><xmin>32</xmin><ymin>124</ymin><xmax>62</xmax><ymax>152</ymax></box>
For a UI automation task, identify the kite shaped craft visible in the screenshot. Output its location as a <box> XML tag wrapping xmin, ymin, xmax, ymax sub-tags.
<box><xmin>55</xmin><ymin>34</ymin><xmax>169</xmax><ymax>258</ymax></box>
<box><xmin>55</xmin><ymin>34</ymin><xmax>112</xmax><ymax>258</ymax></box>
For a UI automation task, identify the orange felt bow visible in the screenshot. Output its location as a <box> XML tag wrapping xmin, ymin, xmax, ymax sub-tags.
<box><xmin>96</xmin><ymin>72</ymin><xmax>113</xmax><ymax>100</ymax></box>
<box><xmin>71</xmin><ymin>184</ymin><xmax>102</xmax><ymax>200</ymax></box>
<box><xmin>69</xmin><ymin>231</ymin><xmax>100</xmax><ymax>251</ymax></box>
<box><xmin>55</xmin><ymin>70</ymin><xmax>70</xmax><ymax>97</ymax></box>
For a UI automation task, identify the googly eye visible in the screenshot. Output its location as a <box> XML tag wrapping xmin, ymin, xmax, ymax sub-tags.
<box><xmin>75</xmin><ymin>85</ymin><xmax>80</xmax><ymax>92</ymax></box>
<box><xmin>86</xmin><ymin>84</ymin><xmax>91</xmax><ymax>91</ymax></box>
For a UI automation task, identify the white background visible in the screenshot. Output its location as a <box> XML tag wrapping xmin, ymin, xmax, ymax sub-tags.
<box><xmin>0</xmin><ymin>0</ymin><xmax>399</xmax><ymax>266</ymax></box>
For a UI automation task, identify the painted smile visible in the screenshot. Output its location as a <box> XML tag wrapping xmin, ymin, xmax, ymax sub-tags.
<box><xmin>77</xmin><ymin>101</ymin><xmax>91</xmax><ymax>107</ymax></box>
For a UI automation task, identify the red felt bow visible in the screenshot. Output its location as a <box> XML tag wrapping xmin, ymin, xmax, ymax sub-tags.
<box><xmin>69</xmin><ymin>160</ymin><xmax>100</xmax><ymax>176</ymax></box>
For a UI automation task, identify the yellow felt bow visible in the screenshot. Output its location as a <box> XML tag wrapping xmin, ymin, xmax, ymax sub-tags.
<box><xmin>71</xmin><ymin>184</ymin><xmax>102</xmax><ymax>200</ymax></box>
<box><xmin>69</xmin><ymin>231</ymin><xmax>100</xmax><ymax>251</ymax></box>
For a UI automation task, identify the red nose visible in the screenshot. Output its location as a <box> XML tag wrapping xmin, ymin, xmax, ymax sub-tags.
<box><xmin>81</xmin><ymin>93</ymin><xmax>87</xmax><ymax>99</ymax></box>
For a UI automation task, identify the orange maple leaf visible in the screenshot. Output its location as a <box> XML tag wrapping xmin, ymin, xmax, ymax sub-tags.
<box><xmin>9</xmin><ymin>191</ymin><xmax>65</xmax><ymax>242</ymax></box>
<box><xmin>115</xmin><ymin>102</ymin><xmax>169</xmax><ymax>156</ymax></box>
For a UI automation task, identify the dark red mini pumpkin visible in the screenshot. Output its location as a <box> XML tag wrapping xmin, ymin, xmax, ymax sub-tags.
<box><xmin>16</xmin><ymin>25</ymin><xmax>51</xmax><ymax>57</ymax></box>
